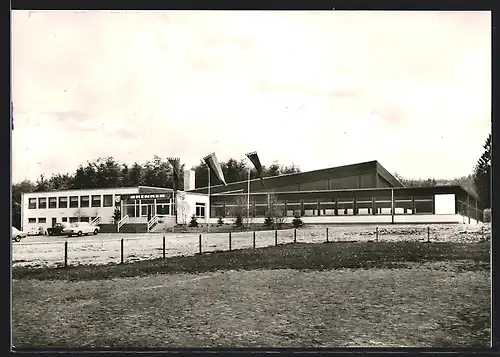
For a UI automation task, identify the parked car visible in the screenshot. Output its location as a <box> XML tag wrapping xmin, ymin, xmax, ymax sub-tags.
<box><xmin>12</xmin><ymin>227</ymin><xmax>27</xmax><ymax>242</ymax></box>
<box><xmin>27</xmin><ymin>226</ymin><xmax>46</xmax><ymax>236</ymax></box>
<box><xmin>47</xmin><ymin>222</ymin><xmax>71</xmax><ymax>236</ymax></box>
<box><xmin>62</xmin><ymin>222</ymin><xmax>100</xmax><ymax>237</ymax></box>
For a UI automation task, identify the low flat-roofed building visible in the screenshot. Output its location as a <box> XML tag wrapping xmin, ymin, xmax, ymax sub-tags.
<box><xmin>188</xmin><ymin>160</ymin><xmax>483</xmax><ymax>225</ymax></box>
<box><xmin>21</xmin><ymin>184</ymin><xmax>209</xmax><ymax>232</ymax></box>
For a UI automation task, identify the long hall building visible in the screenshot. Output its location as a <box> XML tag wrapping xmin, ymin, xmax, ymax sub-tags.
<box><xmin>21</xmin><ymin>160</ymin><xmax>483</xmax><ymax>232</ymax></box>
<box><xmin>187</xmin><ymin>160</ymin><xmax>483</xmax><ymax>225</ymax></box>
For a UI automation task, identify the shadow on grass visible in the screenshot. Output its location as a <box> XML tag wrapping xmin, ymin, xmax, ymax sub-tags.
<box><xmin>12</xmin><ymin>241</ymin><xmax>490</xmax><ymax>281</ymax></box>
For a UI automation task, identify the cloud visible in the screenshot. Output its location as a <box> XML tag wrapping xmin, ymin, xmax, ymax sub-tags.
<box><xmin>11</xmin><ymin>11</ymin><xmax>491</xmax><ymax>182</ymax></box>
<box><xmin>47</xmin><ymin>110</ymin><xmax>90</xmax><ymax>123</ymax></box>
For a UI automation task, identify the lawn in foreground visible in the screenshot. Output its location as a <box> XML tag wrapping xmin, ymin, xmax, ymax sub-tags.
<box><xmin>12</xmin><ymin>242</ymin><xmax>491</xmax><ymax>348</ymax></box>
<box><xmin>13</xmin><ymin>262</ymin><xmax>490</xmax><ymax>348</ymax></box>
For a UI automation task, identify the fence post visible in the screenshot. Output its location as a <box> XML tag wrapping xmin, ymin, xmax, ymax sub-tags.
<box><xmin>326</xmin><ymin>227</ymin><xmax>329</xmax><ymax>243</ymax></box>
<box><xmin>427</xmin><ymin>226</ymin><xmax>430</xmax><ymax>243</ymax></box>
<box><xmin>163</xmin><ymin>236</ymin><xmax>166</xmax><ymax>259</ymax></box>
<box><xmin>294</xmin><ymin>228</ymin><xmax>297</xmax><ymax>243</ymax></box>
<box><xmin>121</xmin><ymin>238</ymin><xmax>124</xmax><ymax>264</ymax></box>
<box><xmin>229</xmin><ymin>232</ymin><xmax>232</xmax><ymax>251</ymax></box>
<box><xmin>199</xmin><ymin>234</ymin><xmax>202</xmax><ymax>254</ymax></box>
<box><xmin>64</xmin><ymin>241</ymin><xmax>68</xmax><ymax>267</ymax></box>
<box><xmin>253</xmin><ymin>231</ymin><xmax>256</xmax><ymax>250</ymax></box>
<box><xmin>275</xmin><ymin>230</ymin><xmax>278</xmax><ymax>246</ymax></box>
<box><xmin>376</xmin><ymin>227</ymin><xmax>379</xmax><ymax>242</ymax></box>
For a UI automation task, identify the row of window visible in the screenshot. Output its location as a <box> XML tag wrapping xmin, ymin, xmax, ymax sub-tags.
<box><xmin>122</xmin><ymin>202</ymin><xmax>206</xmax><ymax>218</ymax></box>
<box><xmin>28</xmin><ymin>216</ymin><xmax>97</xmax><ymax>224</ymax></box>
<box><xmin>28</xmin><ymin>194</ymin><xmax>114</xmax><ymax>209</ymax></box>
<box><xmin>124</xmin><ymin>204</ymin><xmax>172</xmax><ymax>218</ymax></box>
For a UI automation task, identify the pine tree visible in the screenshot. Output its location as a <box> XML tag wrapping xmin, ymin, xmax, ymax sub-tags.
<box><xmin>234</xmin><ymin>213</ymin><xmax>243</xmax><ymax>228</ymax></box>
<box><xmin>113</xmin><ymin>207</ymin><xmax>121</xmax><ymax>226</ymax></box>
<box><xmin>292</xmin><ymin>215</ymin><xmax>303</xmax><ymax>228</ymax></box>
<box><xmin>189</xmin><ymin>214</ymin><xmax>199</xmax><ymax>228</ymax></box>
<box><xmin>264</xmin><ymin>216</ymin><xmax>274</xmax><ymax>228</ymax></box>
<box><xmin>473</xmin><ymin>134</ymin><xmax>491</xmax><ymax>208</ymax></box>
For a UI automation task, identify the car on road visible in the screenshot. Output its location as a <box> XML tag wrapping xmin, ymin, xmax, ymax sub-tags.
<box><xmin>27</xmin><ymin>226</ymin><xmax>46</xmax><ymax>236</ymax></box>
<box><xmin>12</xmin><ymin>227</ymin><xmax>28</xmax><ymax>242</ymax></box>
<box><xmin>62</xmin><ymin>222</ymin><xmax>100</xmax><ymax>237</ymax></box>
<box><xmin>47</xmin><ymin>222</ymin><xmax>71</xmax><ymax>236</ymax></box>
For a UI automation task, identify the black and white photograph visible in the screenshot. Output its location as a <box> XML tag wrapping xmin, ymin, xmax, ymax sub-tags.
<box><xmin>11</xmin><ymin>10</ymin><xmax>491</xmax><ymax>349</ymax></box>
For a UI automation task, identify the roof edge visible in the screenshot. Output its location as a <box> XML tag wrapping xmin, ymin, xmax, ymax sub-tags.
<box><xmin>189</xmin><ymin>160</ymin><xmax>380</xmax><ymax>192</ymax></box>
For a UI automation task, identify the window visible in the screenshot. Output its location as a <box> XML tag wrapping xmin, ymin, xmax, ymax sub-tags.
<box><xmin>125</xmin><ymin>205</ymin><xmax>137</xmax><ymax>218</ymax></box>
<box><xmin>156</xmin><ymin>204</ymin><xmax>170</xmax><ymax>215</ymax></box>
<box><xmin>70</xmin><ymin>196</ymin><xmax>78</xmax><ymax>208</ymax></box>
<box><xmin>80</xmin><ymin>196</ymin><xmax>90</xmax><ymax>208</ymax></box>
<box><xmin>28</xmin><ymin>198</ymin><xmax>37</xmax><ymax>209</ymax></box>
<box><xmin>195</xmin><ymin>203</ymin><xmax>206</xmax><ymax>218</ymax></box>
<box><xmin>28</xmin><ymin>218</ymin><xmax>36</xmax><ymax>223</ymax></box>
<box><xmin>91</xmin><ymin>195</ymin><xmax>101</xmax><ymax>207</ymax></box>
<box><xmin>69</xmin><ymin>217</ymin><xmax>78</xmax><ymax>223</ymax></box>
<box><xmin>38</xmin><ymin>198</ymin><xmax>47</xmax><ymax>209</ymax></box>
<box><xmin>49</xmin><ymin>197</ymin><xmax>57</xmax><ymax>208</ymax></box>
<box><xmin>80</xmin><ymin>216</ymin><xmax>89</xmax><ymax>223</ymax></box>
<box><xmin>59</xmin><ymin>197</ymin><xmax>68</xmax><ymax>208</ymax></box>
<box><xmin>103</xmin><ymin>194</ymin><xmax>113</xmax><ymax>207</ymax></box>
<box><xmin>62</xmin><ymin>217</ymin><xmax>68</xmax><ymax>222</ymax></box>
<box><xmin>38</xmin><ymin>217</ymin><xmax>46</xmax><ymax>223</ymax></box>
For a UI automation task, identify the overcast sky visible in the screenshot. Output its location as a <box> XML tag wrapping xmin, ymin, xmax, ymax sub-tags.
<box><xmin>11</xmin><ymin>11</ymin><xmax>491</xmax><ymax>183</ymax></box>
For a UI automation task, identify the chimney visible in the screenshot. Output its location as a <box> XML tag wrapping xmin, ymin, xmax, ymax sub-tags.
<box><xmin>184</xmin><ymin>169</ymin><xmax>195</xmax><ymax>191</ymax></box>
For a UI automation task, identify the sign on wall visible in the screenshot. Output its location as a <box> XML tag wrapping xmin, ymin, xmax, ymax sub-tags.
<box><xmin>121</xmin><ymin>193</ymin><xmax>172</xmax><ymax>201</ymax></box>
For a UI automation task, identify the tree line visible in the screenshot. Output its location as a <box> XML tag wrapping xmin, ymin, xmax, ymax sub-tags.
<box><xmin>393</xmin><ymin>173</ymin><xmax>477</xmax><ymax>196</ymax></box>
<box><xmin>12</xmin><ymin>133</ymin><xmax>491</xmax><ymax>229</ymax></box>
<box><xmin>393</xmin><ymin>133</ymin><xmax>491</xmax><ymax>208</ymax></box>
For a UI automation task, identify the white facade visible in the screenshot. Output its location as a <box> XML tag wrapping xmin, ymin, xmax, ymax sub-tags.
<box><xmin>176</xmin><ymin>191</ymin><xmax>210</xmax><ymax>225</ymax></box>
<box><xmin>21</xmin><ymin>187</ymin><xmax>139</xmax><ymax>231</ymax></box>
<box><xmin>21</xmin><ymin>186</ymin><xmax>209</xmax><ymax>231</ymax></box>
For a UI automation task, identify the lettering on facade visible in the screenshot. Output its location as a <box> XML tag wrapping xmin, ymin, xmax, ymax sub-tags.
<box><xmin>122</xmin><ymin>193</ymin><xmax>171</xmax><ymax>200</ymax></box>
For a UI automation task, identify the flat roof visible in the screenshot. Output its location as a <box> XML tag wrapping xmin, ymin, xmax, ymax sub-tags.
<box><xmin>189</xmin><ymin>160</ymin><xmax>403</xmax><ymax>194</ymax></box>
<box><xmin>22</xmin><ymin>185</ymin><xmax>174</xmax><ymax>196</ymax></box>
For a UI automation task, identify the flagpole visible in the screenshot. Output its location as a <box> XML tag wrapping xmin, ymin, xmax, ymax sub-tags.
<box><xmin>207</xmin><ymin>166</ymin><xmax>210</xmax><ymax>233</ymax></box>
<box><xmin>247</xmin><ymin>168</ymin><xmax>250</xmax><ymax>230</ymax></box>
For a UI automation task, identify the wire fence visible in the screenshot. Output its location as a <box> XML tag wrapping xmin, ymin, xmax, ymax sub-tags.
<box><xmin>12</xmin><ymin>224</ymin><xmax>491</xmax><ymax>269</ymax></box>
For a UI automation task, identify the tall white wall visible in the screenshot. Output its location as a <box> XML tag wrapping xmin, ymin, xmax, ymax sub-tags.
<box><xmin>434</xmin><ymin>194</ymin><xmax>456</xmax><ymax>214</ymax></box>
<box><xmin>176</xmin><ymin>191</ymin><xmax>209</xmax><ymax>225</ymax></box>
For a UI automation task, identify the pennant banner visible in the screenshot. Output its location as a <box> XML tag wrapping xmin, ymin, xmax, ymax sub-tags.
<box><xmin>204</xmin><ymin>153</ymin><xmax>227</xmax><ymax>186</ymax></box>
<box><xmin>246</xmin><ymin>151</ymin><xmax>266</xmax><ymax>187</ymax></box>
<box><xmin>167</xmin><ymin>157</ymin><xmax>181</xmax><ymax>190</ymax></box>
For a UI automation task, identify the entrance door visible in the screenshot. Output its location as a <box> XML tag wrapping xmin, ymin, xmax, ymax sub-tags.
<box><xmin>52</xmin><ymin>217</ymin><xmax>57</xmax><ymax>227</ymax></box>
<box><xmin>141</xmin><ymin>205</ymin><xmax>155</xmax><ymax>218</ymax></box>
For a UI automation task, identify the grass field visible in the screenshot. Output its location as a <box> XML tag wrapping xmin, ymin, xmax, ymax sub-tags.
<box><xmin>12</xmin><ymin>241</ymin><xmax>491</xmax><ymax>348</ymax></box>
